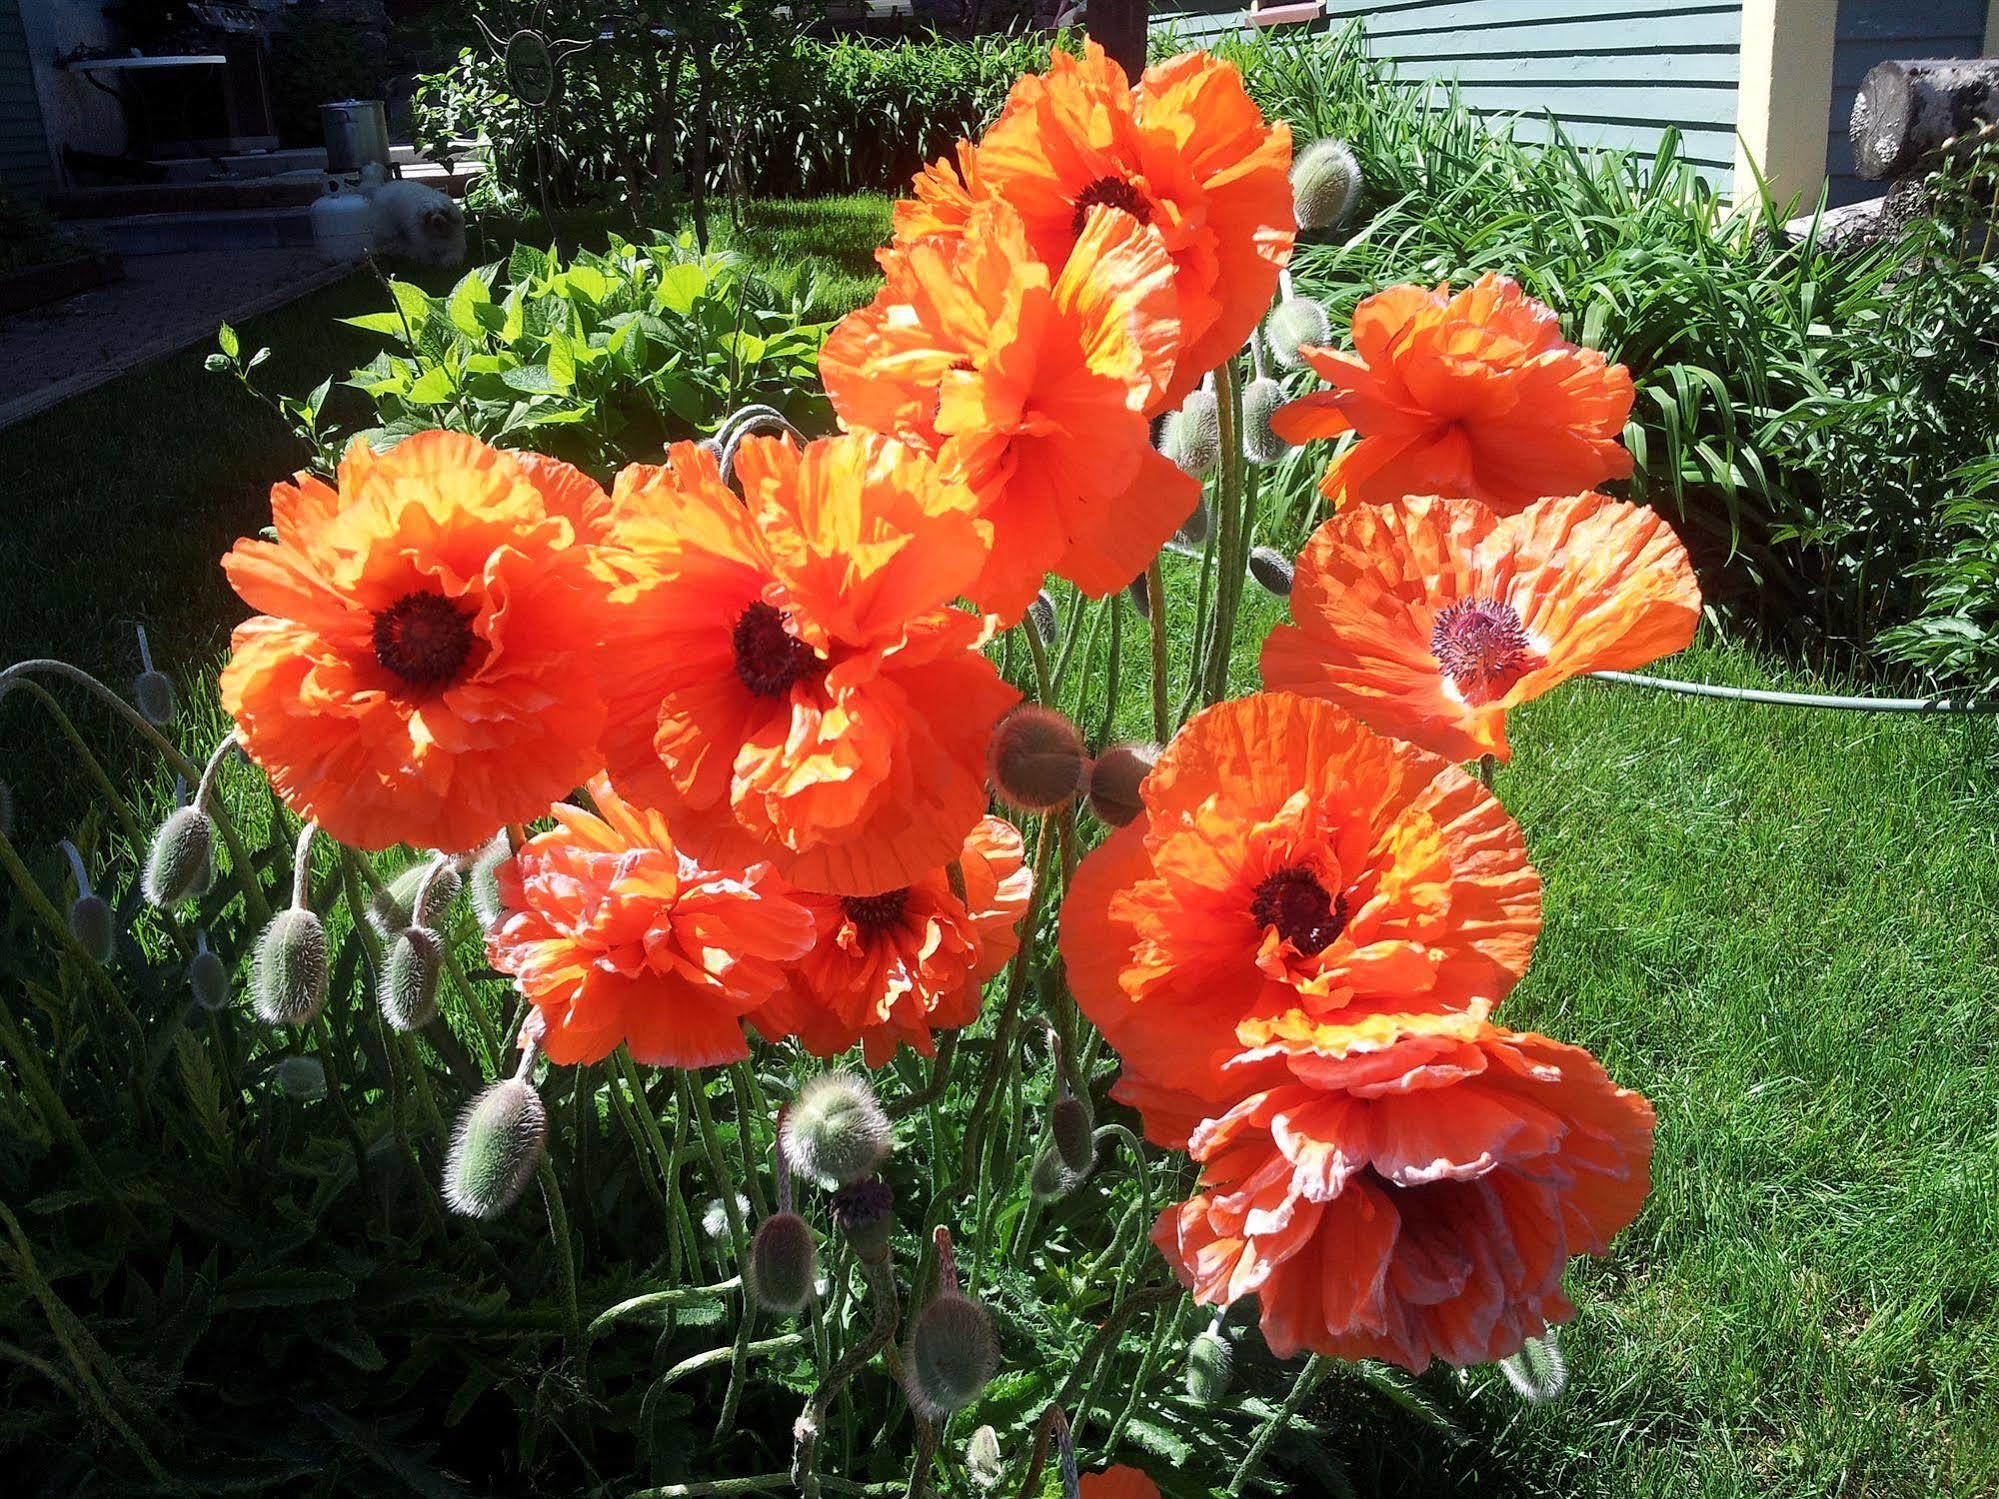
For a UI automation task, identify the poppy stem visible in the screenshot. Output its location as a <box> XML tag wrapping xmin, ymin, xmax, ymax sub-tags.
<box><xmin>1144</xmin><ymin>557</ymin><xmax>1170</xmax><ymax>742</ymax></box>
<box><xmin>1203</xmin><ymin>357</ymin><xmax>1249</xmax><ymax>706</ymax></box>
<box><xmin>1228</xmin><ymin>1354</ymin><xmax>1329</xmax><ymax>1497</ymax></box>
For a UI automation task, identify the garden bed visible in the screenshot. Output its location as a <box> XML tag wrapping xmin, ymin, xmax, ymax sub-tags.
<box><xmin>0</xmin><ymin>249</ymin><xmax>125</xmax><ymax>320</ymax></box>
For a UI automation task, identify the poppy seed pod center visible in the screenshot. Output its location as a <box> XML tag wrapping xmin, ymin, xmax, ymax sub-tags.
<box><xmin>1070</xmin><ymin>175</ymin><xmax>1151</xmax><ymax>235</ymax></box>
<box><xmin>1430</xmin><ymin>597</ymin><xmax>1532</xmax><ymax>701</ymax></box>
<box><xmin>373</xmin><ymin>591</ymin><xmax>477</xmax><ymax>691</ymax></box>
<box><xmin>732</xmin><ymin>600</ymin><xmax>819</xmax><ymax>697</ymax></box>
<box><xmin>842</xmin><ymin>888</ymin><xmax>912</xmax><ymax>929</ymax></box>
<box><xmin>1250</xmin><ymin>865</ymin><xmax>1349</xmax><ymax>956</ymax></box>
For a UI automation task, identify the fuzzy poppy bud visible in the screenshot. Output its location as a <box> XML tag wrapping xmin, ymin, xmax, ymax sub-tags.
<box><xmin>1292</xmin><ymin>137</ymin><xmax>1362</xmax><ymax>231</ymax></box>
<box><xmin>143</xmin><ymin>806</ymin><xmax>213</xmax><ymax>908</ymax></box>
<box><xmin>1499</xmin><ymin>1334</ymin><xmax>1569</xmax><ymax>1404</ymax></box>
<box><xmin>253</xmin><ymin>908</ymin><xmax>328</xmax><ymax>1026</ymax></box>
<box><xmin>1163</xmin><ymin>389</ymin><xmax>1221</xmax><ymax>477</ymax></box>
<box><xmin>1185</xmin><ymin>1328</ymin><xmax>1234</xmax><ymax>1403</ymax></box>
<box><xmin>467</xmin><ymin>836</ymin><xmax>510</xmax><ymax>929</ymax></box>
<box><xmin>370</xmin><ymin>861</ymin><xmax>461</xmax><ymax>937</ymax></box>
<box><xmin>69</xmin><ymin>894</ymin><xmax>115</xmax><ymax>963</ymax></box>
<box><xmin>782</xmin><ymin>1072</ymin><xmax>892</xmax><ymax>1188</ymax></box>
<box><xmin>704</xmin><ymin>1193</ymin><xmax>751</xmax><ymax>1243</ymax></box>
<box><xmin>1125</xmin><ymin>571</ymin><xmax>1151</xmax><ymax>620</ymax></box>
<box><xmin>1050</xmin><ymin>1095</ymin><xmax>1094</xmax><ymax>1177</ymax></box>
<box><xmin>750</xmin><ymin>1211</ymin><xmax>819</xmax><ymax>1313</ymax></box>
<box><xmin>1028</xmin><ymin>590</ymin><xmax>1059</xmax><ymax>647</ymax></box>
<box><xmin>275</xmin><ymin>1056</ymin><xmax>326</xmax><ymax>1100</ymax></box>
<box><xmin>1266</xmin><ymin>297</ymin><xmax>1332</xmax><ymax>371</ymax></box>
<box><xmin>987</xmin><ymin>704</ymin><xmax>1087</xmax><ymax>813</ymax></box>
<box><xmin>1241</xmin><ymin>376</ymin><xmax>1290</xmax><ymax>464</ymax></box>
<box><xmin>132</xmin><ymin>670</ymin><xmax>177</xmax><ymax>728</ymax></box>
<box><xmin>1087</xmin><ymin>741</ymin><xmax>1158</xmax><ymax>828</ymax></box>
<box><xmin>380</xmin><ymin>926</ymin><xmax>443</xmax><ymax>1031</ymax></box>
<box><xmin>905</xmin><ymin>1292</ymin><xmax>998</xmax><ymax>1417</ymax></box>
<box><xmin>1174</xmin><ymin>497</ymin><xmax>1212</xmax><ymax>548</ymax></box>
<box><xmin>829</xmin><ymin>1177</ymin><xmax>895</xmax><ymax>1263</ymax></box>
<box><xmin>1248</xmin><ymin>546</ymin><xmax>1296</xmax><ymax>598</ymax></box>
<box><xmin>966</xmin><ymin>1426</ymin><xmax>1005</xmax><ymax>1491</ymax></box>
<box><xmin>1029</xmin><ymin>1146</ymin><xmax>1078</xmax><ymax>1202</ymax></box>
<box><xmin>189</xmin><ymin>939</ymin><xmax>230</xmax><ymax>1011</ymax></box>
<box><xmin>444</xmin><ymin>1076</ymin><xmax>548</xmax><ymax>1219</ymax></box>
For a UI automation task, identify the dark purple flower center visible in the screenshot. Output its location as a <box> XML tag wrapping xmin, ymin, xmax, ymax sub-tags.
<box><xmin>372</xmin><ymin>591</ymin><xmax>476</xmax><ymax>691</ymax></box>
<box><xmin>1430</xmin><ymin>597</ymin><xmax>1532</xmax><ymax>699</ymax></box>
<box><xmin>1250</xmin><ymin>866</ymin><xmax>1349</xmax><ymax>956</ymax></box>
<box><xmin>732</xmin><ymin>601</ymin><xmax>819</xmax><ymax>697</ymax></box>
<box><xmin>1071</xmin><ymin>175</ymin><xmax>1152</xmax><ymax>236</ymax></box>
<box><xmin>842</xmin><ymin>888</ymin><xmax>912</xmax><ymax>930</ymax></box>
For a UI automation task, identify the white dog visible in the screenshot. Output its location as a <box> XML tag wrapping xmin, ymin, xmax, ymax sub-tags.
<box><xmin>359</xmin><ymin>166</ymin><xmax>467</xmax><ymax>268</ymax></box>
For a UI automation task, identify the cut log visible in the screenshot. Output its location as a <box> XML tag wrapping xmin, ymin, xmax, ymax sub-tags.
<box><xmin>1850</xmin><ymin>58</ymin><xmax>1999</xmax><ymax>181</ymax></box>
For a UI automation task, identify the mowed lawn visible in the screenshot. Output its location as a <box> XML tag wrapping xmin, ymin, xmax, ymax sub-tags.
<box><xmin>3</xmin><ymin>197</ymin><xmax>1996</xmax><ymax>1497</ymax></box>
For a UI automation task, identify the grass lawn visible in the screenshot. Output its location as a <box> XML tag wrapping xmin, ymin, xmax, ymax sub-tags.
<box><xmin>3</xmin><ymin>198</ymin><xmax>1996</xmax><ymax>1497</ymax></box>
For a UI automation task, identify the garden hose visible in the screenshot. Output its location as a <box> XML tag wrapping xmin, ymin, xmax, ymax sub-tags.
<box><xmin>1589</xmin><ymin>670</ymin><xmax>1999</xmax><ymax>714</ymax></box>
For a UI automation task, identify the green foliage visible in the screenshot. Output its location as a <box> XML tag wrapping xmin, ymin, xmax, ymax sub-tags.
<box><xmin>0</xmin><ymin>183</ymin><xmax>86</xmax><ymax>278</ymax></box>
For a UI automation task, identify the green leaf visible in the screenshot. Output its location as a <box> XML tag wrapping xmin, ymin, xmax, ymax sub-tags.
<box><xmin>387</xmin><ymin>279</ymin><xmax>435</xmax><ymax>335</ymax></box>
<box><xmin>500</xmin><ymin>364</ymin><xmax>561</xmax><ymax>395</ymax></box>
<box><xmin>341</xmin><ymin>311</ymin><xmax>414</xmax><ymax>336</ymax></box>
<box><xmin>215</xmin><ymin>1268</ymin><xmax>355</xmax><ymax>1310</ymax></box>
<box><xmin>446</xmin><ymin>271</ymin><xmax>494</xmax><ymax>339</ymax></box>
<box><xmin>217</xmin><ymin>322</ymin><xmax>239</xmax><ymax>358</ymax></box>
<box><xmin>405</xmin><ymin>365</ymin><xmax>459</xmax><ymax>406</ymax></box>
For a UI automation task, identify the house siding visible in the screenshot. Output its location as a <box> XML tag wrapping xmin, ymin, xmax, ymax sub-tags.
<box><xmin>1826</xmin><ymin>0</ymin><xmax>1988</xmax><ymax>204</ymax></box>
<box><xmin>0</xmin><ymin>0</ymin><xmax>53</xmax><ymax>194</ymax></box>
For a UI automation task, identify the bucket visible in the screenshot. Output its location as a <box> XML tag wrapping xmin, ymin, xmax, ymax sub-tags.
<box><xmin>320</xmin><ymin>99</ymin><xmax>390</xmax><ymax>175</ymax></box>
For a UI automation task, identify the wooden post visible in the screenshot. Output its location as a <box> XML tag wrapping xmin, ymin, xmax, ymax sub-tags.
<box><xmin>1732</xmin><ymin>0</ymin><xmax>1837</xmax><ymax>207</ymax></box>
<box><xmin>1087</xmin><ymin>0</ymin><xmax>1148</xmax><ymax>80</ymax></box>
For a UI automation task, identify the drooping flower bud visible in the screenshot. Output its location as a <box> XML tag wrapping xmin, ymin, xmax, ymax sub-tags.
<box><xmin>749</xmin><ymin>1211</ymin><xmax>819</xmax><ymax>1313</ymax></box>
<box><xmin>444</xmin><ymin>1076</ymin><xmax>548</xmax><ymax>1219</ymax></box>
<box><xmin>1292</xmin><ymin>137</ymin><xmax>1362</xmax><ymax>231</ymax></box>
<box><xmin>829</xmin><ymin>1177</ymin><xmax>895</xmax><ymax>1263</ymax></box>
<box><xmin>1248</xmin><ymin>546</ymin><xmax>1296</xmax><ymax>598</ymax></box>
<box><xmin>1174</xmin><ymin>498</ymin><xmax>1212</xmax><ymax>548</ymax></box>
<box><xmin>966</xmin><ymin>1425</ymin><xmax>1005</xmax><ymax>1491</ymax></box>
<box><xmin>1241</xmin><ymin>376</ymin><xmax>1290</xmax><ymax>464</ymax></box>
<box><xmin>1030</xmin><ymin>1146</ymin><xmax>1078</xmax><ymax>1203</ymax></box>
<box><xmin>275</xmin><ymin>1056</ymin><xmax>327</xmax><ymax>1100</ymax></box>
<box><xmin>1028</xmin><ymin>590</ymin><xmax>1059</xmax><ymax>647</ymax></box>
<box><xmin>1185</xmin><ymin>1327</ymin><xmax>1234</xmax><ymax>1403</ymax></box>
<box><xmin>253</xmin><ymin>908</ymin><xmax>329</xmax><ymax>1026</ymax></box>
<box><xmin>905</xmin><ymin>1293</ymin><xmax>999</xmax><ymax>1417</ymax></box>
<box><xmin>467</xmin><ymin>835</ymin><xmax>510</xmax><ymax>930</ymax></box>
<box><xmin>189</xmin><ymin>933</ymin><xmax>230</xmax><ymax>1011</ymax></box>
<box><xmin>1163</xmin><ymin>389</ymin><xmax>1221</xmax><ymax>478</ymax></box>
<box><xmin>1050</xmin><ymin>1095</ymin><xmax>1094</xmax><ymax>1177</ymax></box>
<box><xmin>987</xmin><ymin>704</ymin><xmax>1087</xmax><ymax>813</ymax></box>
<box><xmin>703</xmin><ymin>1194</ymin><xmax>751</xmax><ymax>1243</ymax></box>
<box><xmin>368</xmin><ymin>860</ymin><xmax>460</xmax><ymax>938</ymax></box>
<box><xmin>1499</xmin><ymin>1333</ymin><xmax>1569</xmax><ymax>1404</ymax></box>
<box><xmin>143</xmin><ymin>805</ymin><xmax>213</xmax><ymax>908</ymax></box>
<box><xmin>131</xmin><ymin>627</ymin><xmax>177</xmax><ymax>728</ymax></box>
<box><xmin>1266</xmin><ymin>297</ymin><xmax>1332</xmax><ymax>371</ymax></box>
<box><xmin>380</xmin><ymin>926</ymin><xmax>443</xmax><ymax>1031</ymax></box>
<box><xmin>1086</xmin><ymin>742</ymin><xmax>1158</xmax><ymax>828</ymax></box>
<box><xmin>782</xmin><ymin>1071</ymin><xmax>892</xmax><ymax>1188</ymax></box>
<box><xmin>69</xmin><ymin>894</ymin><xmax>115</xmax><ymax>964</ymax></box>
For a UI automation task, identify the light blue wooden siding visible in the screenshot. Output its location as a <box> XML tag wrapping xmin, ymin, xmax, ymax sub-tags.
<box><xmin>0</xmin><ymin>0</ymin><xmax>53</xmax><ymax>194</ymax></box>
<box><xmin>1826</xmin><ymin>0</ymin><xmax>1988</xmax><ymax>204</ymax></box>
<box><xmin>1151</xmin><ymin>0</ymin><xmax>1251</xmax><ymax>49</ymax></box>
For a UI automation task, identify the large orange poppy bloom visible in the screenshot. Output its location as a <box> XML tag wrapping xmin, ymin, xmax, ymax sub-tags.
<box><xmin>893</xmin><ymin>42</ymin><xmax>1294</xmax><ymax>409</ymax></box>
<box><xmin>487</xmin><ymin>776</ymin><xmax>814</xmax><ymax>1068</ymax></box>
<box><xmin>1261</xmin><ymin>493</ymin><xmax>1701</xmax><ymax>763</ymax></box>
<box><xmin>220</xmin><ymin>432</ymin><xmax>610</xmax><ymax>853</ymax></box>
<box><xmin>1078</xmin><ymin>1468</ymin><xmax>1161</xmax><ymax>1499</ymax></box>
<box><xmin>1059</xmin><ymin>693</ymin><xmax>1540</xmax><ymax>1145</ymax></box>
<box><xmin>1152</xmin><ymin>1012</ymin><xmax>1654</xmax><ymax>1372</ymax></box>
<box><xmin>752</xmin><ymin>815</ymin><xmax>1032</xmax><ymax>1066</ymax></box>
<box><xmin>823</xmin><ymin>201</ymin><xmax>1197</xmax><ymax>622</ymax></box>
<box><xmin>1270</xmin><ymin>274</ymin><xmax>1635</xmax><ymax>513</ymax></box>
<box><xmin>593</xmin><ymin>434</ymin><xmax>1019</xmax><ymax>896</ymax></box>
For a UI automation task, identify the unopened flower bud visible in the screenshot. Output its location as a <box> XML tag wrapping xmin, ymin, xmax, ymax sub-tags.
<box><xmin>904</xmin><ymin>1292</ymin><xmax>998</xmax><ymax>1417</ymax></box>
<box><xmin>782</xmin><ymin>1072</ymin><xmax>891</xmax><ymax>1188</ymax></box>
<box><xmin>750</xmin><ymin>1211</ymin><xmax>819</xmax><ymax>1314</ymax></box>
<box><xmin>444</xmin><ymin>1076</ymin><xmax>548</xmax><ymax>1219</ymax></box>
<box><xmin>966</xmin><ymin>1426</ymin><xmax>1005</xmax><ymax>1490</ymax></box>
<box><xmin>468</xmin><ymin>835</ymin><xmax>510</xmax><ymax>929</ymax></box>
<box><xmin>1087</xmin><ymin>742</ymin><xmax>1157</xmax><ymax>828</ymax></box>
<box><xmin>380</xmin><ymin>926</ymin><xmax>443</xmax><ymax>1031</ymax></box>
<box><xmin>189</xmin><ymin>935</ymin><xmax>230</xmax><ymax>1011</ymax></box>
<box><xmin>1248</xmin><ymin>546</ymin><xmax>1295</xmax><ymax>597</ymax></box>
<box><xmin>1030</xmin><ymin>1146</ymin><xmax>1078</xmax><ymax>1202</ymax></box>
<box><xmin>69</xmin><ymin>894</ymin><xmax>115</xmax><ymax>963</ymax></box>
<box><xmin>143</xmin><ymin>806</ymin><xmax>213</xmax><ymax>907</ymax></box>
<box><xmin>1163</xmin><ymin>389</ymin><xmax>1221</xmax><ymax>477</ymax></box>
<box><xmin>370</xmin><ymin>860</ymin><xmax>461</xmax><ymax>937</ymax></box>
<box><xmin>1241</xmin><ymin>376</ymin><xmax>1289</xmax><ymax>464</ymax></box>
<box><xmin>1185</xmin><ymin>1327</ymin><xmax>1234</xmax><ymax>1403</ymax></box>
<box><xmin>1050</xmin><ymin>1095</ymin><xmax>1094</xmax><ymax>1177</ymax></box>
<box><xmin>830</xmin><ymin>1177</ymin><xmax>896</xmax><ymax>1261</ymax></box>
<box><xmin>275</xmin><ymin>1055</ymin><xmax>326</xmax><ymax>1100</ymax></box>
<box><xmin>1292</xmin><ymin>137</ymin><xmax>1362</xmax><ymax>231</ymax></box>
<box><xmin>1174</xmin><ymin>498</ymin><xmax>1212</xmax><ymax>548</ymax></box>
<box><xmin>1028</xmin><ymin>590</ymin><xmax>1058</xmax><ymax>647</ymax></box>
<box><xmin>133</xmin><ymin>671</ymin><xmax>177</xmax><ymax>728</ymax></box>
<box><xmin>1499</xmin><ymin>1333</ymin><xmax>1569</xmax><ymax>1404</ymax></box>
<box><xmin>253</xmin><ymin>908</ymin><xmax>328</xmax><ymax>1026</ymax></box>
<box><xmin>703</xmin><ymin>1193</ymin><xmax>751</xmax><ymax>1242</ymax></box>
<box><xmin>1266</xmin><ymin>297</ymin><xmax>1332</xmax><ymax>371</ymax></box>
<box><xmin>987</xmin><ymin>704</ymin><xmax>1087</xmax><ymax>813</ymax></box>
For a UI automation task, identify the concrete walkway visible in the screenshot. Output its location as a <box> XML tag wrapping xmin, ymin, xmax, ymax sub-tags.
<box><xmin>0</xmin><ymin>247</ymin><xmax>356</xmax><ymax>431</ymax></box>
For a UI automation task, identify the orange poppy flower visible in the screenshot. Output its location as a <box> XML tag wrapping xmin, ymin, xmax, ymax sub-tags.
<box><xmin>893</xmin><ymin>42</ymin><xmax>1294</xmax><ymax>409</ymax></box>
<box><xmin>220</xmin><ymin>432</ymin><xmax>610</xmax><ymax>853</ymax></box>
<box><xmin>1079</xmin><ymin>1468</ymin><xmax>1161</xmax><ymax>1499</ymax></box>
<box><xmin>487</xmin><ymin>776</ymin><xmax>814</xmax><ymax>1068</ymax></box>
<box><xmin>752</xmin><ymin>815</ymin><xmax>1032</xmax><ymax>1066</ymax></box>
<box><xmin>1152</xmin><ymin>1012</ymin><xmax>1655</xmax><ymax>1372</ymax></box>
<box><xmin>593</xmin><ymin>433</ymin><xmax>1020</xmax><ymax>896</ymax></box>
<box><xmin>1261</xmin><ymin>492</ymin><xmax>1701</xmax><ymax>763</ymax></box>
<box><xmin>823</xmin><ymin>200</ymin><xmax>1197</xmax><ymax>622</ymax></box>
<box><xmin>1270</xmin><ymin>273</ymin><xmax>1635</xmax><ymax>513</ymax></box>
<box><xmin>1059</xmin><ymin>693</ymin><xmax>1540</xmax><ymax>1145</ymax></box>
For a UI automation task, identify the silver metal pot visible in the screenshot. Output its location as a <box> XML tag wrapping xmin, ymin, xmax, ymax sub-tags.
<box><xmin>320</xmin><ymin>99</ymin><xmax>390</xmax><ymax>175</ymax></box>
